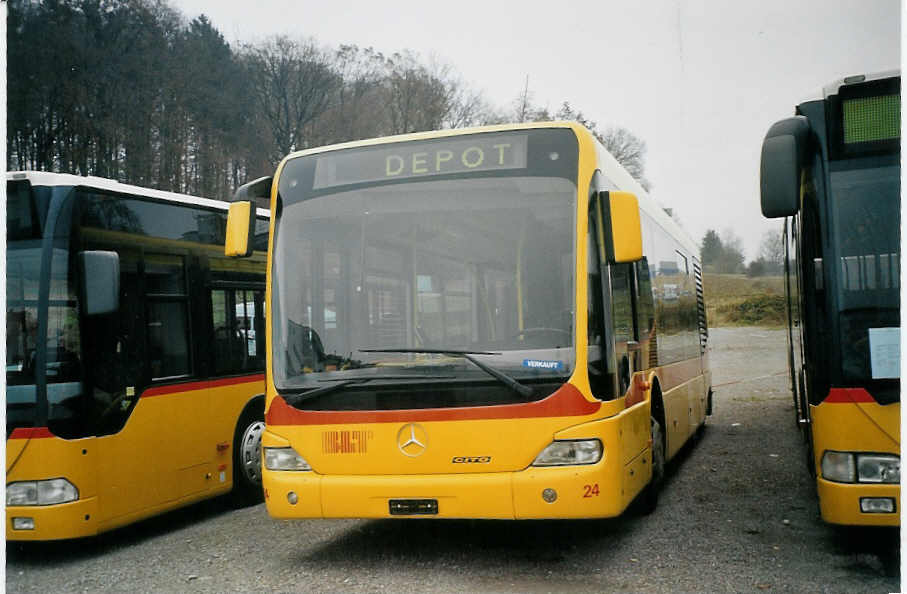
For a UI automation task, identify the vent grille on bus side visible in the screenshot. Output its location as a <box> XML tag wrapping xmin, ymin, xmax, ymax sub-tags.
<box><xmin>693</xmin><ymin>263</ymin><xmax>708</xmax><ymax>354</ymax></box>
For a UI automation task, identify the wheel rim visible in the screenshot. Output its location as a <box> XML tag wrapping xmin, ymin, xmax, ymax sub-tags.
<box><xmin>240</xmin><ymin>421</ymin><xmax>265</xmax><ymax>485</ymax></box>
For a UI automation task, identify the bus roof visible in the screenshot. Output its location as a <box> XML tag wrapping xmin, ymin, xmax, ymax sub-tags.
<box><xmin>6</xmin><ymin>171</ymin><xmax>270</xmax><ymax>218</ymax></box>
<box><xmin>795</xmin><ymin>69</ymin><xmax>901</xmax><ymax>104</ymax></box>
<box><xmin>278</xmin><ymin>121</ymin><xmax>700</xmax><ymax>259</ymax></box>
<box><xmin>279</xmin><ymin>120</ymin><xmax>587</xmax><ymax>160</ymax></box>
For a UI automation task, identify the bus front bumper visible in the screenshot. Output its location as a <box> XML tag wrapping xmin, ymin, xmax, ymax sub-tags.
<box><xmin>817</xmin><ymin>479</ymin><xmax>899</xmax><ymax>526</ymax></box>
<box><xmin>6</xmin><ymin>497</ymin><xmax>99</xmax><ymax>541</ymax></box>
<box><xmin>263</xmin><ymin>451</ymin><xmax>650</xmax><ymax>520</ymax></box>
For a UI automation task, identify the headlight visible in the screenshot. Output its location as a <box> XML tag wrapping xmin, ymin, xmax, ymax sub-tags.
<box><xmin>821</xmin><ymin>451</ymin><xmax>900</xmax><ymax>484</ymax></box>
<box><xmin>857</xmin><ymin>454</ymin><xmax>900</xmax><ymax>484</ymax></box>
<box><xmin>7</xmin><ymin>479</ymin><xmax>78</xmax><ymax>506</ymax></box>
<box><xmin>264</xmin><ymin>447</ymin><xmax>312</xmax><ymax>471</ymax></box>
<box><xmin>821</xmin><ymin>451</ymin><xmax>856</xmax><ymax>483</ymax></box>
<box><xmin>532</xmin><ymin>439</ymin><xmax>603</xmax><ymax>467</ymax></box>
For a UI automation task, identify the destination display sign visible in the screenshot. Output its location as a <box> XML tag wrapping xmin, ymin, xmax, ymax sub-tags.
<box><xmin>843</xmin><ymin>93</ymin><xmax>900</xmax><ymax>144</ymax></box>
<box><xmin>313</xmin><ymin>134</ymin><xmax>528</xmax><ymax>190</ymax></box>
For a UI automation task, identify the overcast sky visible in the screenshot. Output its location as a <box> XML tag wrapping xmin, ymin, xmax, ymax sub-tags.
<box><xmin>170</xmin><ymin>0</ymin><xmax>900</xmax><ymax>259</ymax></box>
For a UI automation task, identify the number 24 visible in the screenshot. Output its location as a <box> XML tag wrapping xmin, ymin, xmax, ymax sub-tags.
<box><xmin>583</xmin><ymin>483</ymin><xmax>600</xmax><ymax>497</ymax></box>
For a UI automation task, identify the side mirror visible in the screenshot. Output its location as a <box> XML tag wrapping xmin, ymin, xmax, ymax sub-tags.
<box><xmin>760</xmin><ymin>116</ymin><xmax>809</xmax><ymax>218</ymax></box>
<box><xmin>601</xmin><ymin>191</ymin><xmax>643</xmax><ymax>264</ymax></box>
<box><xmin>225</xmin><ymin>201</ymin><xmax>256</xmax><ymax>258</ymax></box>
<box><xmin>235</xmin><ymin>176</ymin><xmax>273</xmax><ymax>211</ymax></box>
<box><xmin>79</xmin><ymin>251</ymin><xmax>119</xmax><ymax>315</ymax></box>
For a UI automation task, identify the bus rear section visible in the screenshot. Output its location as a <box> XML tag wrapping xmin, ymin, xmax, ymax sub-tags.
<box><xmin>225</xmin><ymin>123</ymin><xmax>710</xmax><ymax>521</ymax></box>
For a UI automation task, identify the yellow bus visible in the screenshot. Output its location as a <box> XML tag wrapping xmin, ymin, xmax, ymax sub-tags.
<box><xmin>6</xmin><ymin>172</ymin><xmax>269</xmax><ymax>540</ymax></box>
<box><xmin>226</xmin><ymin>122</ymin><xmax>711</xmax><ymax>520</ymax></box>
<box><xmin>760</xmin><ymin>71</ymin><xmax>900</xmax><ymax>525</ymax></box>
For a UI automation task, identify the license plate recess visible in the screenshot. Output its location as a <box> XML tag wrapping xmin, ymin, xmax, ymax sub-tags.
<box><xmin>388</xmin><ymin>499</ymin><xmax>439</xmax><ymax>515</ymax></box>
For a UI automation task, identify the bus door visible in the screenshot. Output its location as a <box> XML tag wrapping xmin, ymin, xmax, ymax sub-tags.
<box><xmin>83</xmin><ymin>240</ymin><xmax>202</xmax><ymax>519</ymax></box>
<box><xmin>79</xmin><ymin>244</ymin><xmax>176</xmax><ymax>520</ymax></box>
<box><xmin>364</xmin><ymin>246</ymin><xmax>411</xmax><ymax>349</ymax></box>
<box><xmin>141</xmin><ymin>251</ymin><xmax>210</xmax><ymax>501</ymax></box>
<box><xmin>588</xmin><ymin>189</ymin><xmax>645</xmax><ymax>405</ymax></box>
<box><xmin>591</xmin><ymin>190</ymin><xmax>651</xmax><ymax>465</ymax></box>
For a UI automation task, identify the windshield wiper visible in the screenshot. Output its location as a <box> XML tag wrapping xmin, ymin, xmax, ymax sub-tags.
<box><xmin>358</xmin><ymin>348</ymin><xmax>533</xmax><ymax>399</ymax></box>
<box><xmin>282</xmin><ymin>374</ymin><xmax>454</xmax><ymax>407</ymax></box>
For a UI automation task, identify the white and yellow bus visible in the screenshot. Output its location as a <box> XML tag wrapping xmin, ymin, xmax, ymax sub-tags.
<box><xmin>226</xmin><ymin>122</ymin><xmax>711</xmax><ymax>520</ymax></box>
<box><xmin>6</xmin><ymin>172</ymin><xmax>269</xmax><ymax>540</ymax></box>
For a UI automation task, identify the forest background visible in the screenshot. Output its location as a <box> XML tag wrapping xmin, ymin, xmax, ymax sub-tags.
<box><xmin>6</xmin><ymin>0</ymin><xmax>783</xmax><ymax>322</ymax></box>
<box><xmin>7</xmin><ymin>0</ymin><xmax>652</xmax><ymax>202</ymax></box>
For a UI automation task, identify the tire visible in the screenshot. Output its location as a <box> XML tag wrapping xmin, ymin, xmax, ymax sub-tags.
<box><xmin>231</xmin><ymin>400</ymin><xmax>265</xmax><ymax>507</ymax></box>
<box><xmin>804</xmin><ymin>421</ymin><xmax>816</xmax><ymax>477</ymax></box>
<box><xmin>798</xmin><ymin>371</ymin><xmax>810</xmax><ymax>443</ymax></box>
<box><xmin>639</xmin><ymin>416</ymin><xmax>665</xmax><ymax>514</ymax></box>
<box><xmin>694</xmin><ymin>420</ymin><xmax>707</xmax><ymax>441</ymax></box>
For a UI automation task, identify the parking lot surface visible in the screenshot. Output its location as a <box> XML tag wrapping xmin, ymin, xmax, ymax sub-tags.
<box><xmin>6</xmin><ymin>327</ymin><xmax>900</xmax><ymax>593</ymax></box>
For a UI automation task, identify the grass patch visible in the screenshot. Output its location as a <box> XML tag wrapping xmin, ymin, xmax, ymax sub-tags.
<box><xmin>704</xmin><ymin>274</ymin><xmax>785</xmax><ymax>327</ymax></box>
<box><xmin>717</xmin><ymin>294</ymin><xmax>787</xmax><ymax>326</ymax></box>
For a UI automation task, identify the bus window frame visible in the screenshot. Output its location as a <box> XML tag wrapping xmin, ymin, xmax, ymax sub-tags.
<box><xmin>144</xmin><ymin>249</ymin><xmax>194</xmax><ymax>382</ymax></box>
<box><xmin>587</xmin><ymin>175</ymin><xmax>618</xmax><ymax>401</ymax></box>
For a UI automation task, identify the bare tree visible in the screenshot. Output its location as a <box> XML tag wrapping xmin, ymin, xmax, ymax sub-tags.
<box><xmin>758</xmin><ymin>228</ymin><xmax>785</xmax><ymax>266</ymax></box>
<box><xmin>599</xmin><ymin>126</ymin><xmax>651</xmax><ymax>191</ymax></box>
<box><xmin>383</xmin><ymin>51</ymin><xmax>458</xmax><ymax>135</ymax></box>
<box><xmin>242</xmin><ymin>36</ymin><xmax>340</xmax><ymax>163</ymax></box>
<box><xmin>514</xmin><ymin>76</ymin><xmax>533</xmax><ymax>123</ymax></box>
<box><xmin>313</xmin><ymin>45</ymin><xmax>388</xmax><ymax>145</ymax></box>
<box><xmin>443</xmin><ymin>85</ymin><xmax>491</xmax><ymax>129</ymax></box>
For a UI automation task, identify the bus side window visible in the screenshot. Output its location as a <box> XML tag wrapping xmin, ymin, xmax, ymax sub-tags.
<box><xmin>635</xmin><ymin>257</ymin><xmax>656</xmax><ymax>364</ymax></box>
<box><xmin>610</xmin><ymin>264</ymin><xmax>635</xmax><ymax>345</ymax></box>
<box><xmin>212</xmin><ymin>289</ymin><xmax>231</xmax><ymax>374</ymax></box>
<box><xmin>211</xmin><ymin>287</ymin><xmax>265</xmax><ymax>375</ymax></box>
<box><xmin>145</xmin><ymin>254</ymin><xmax>191</xmax><ymax>379</ymax></box>
<box><xmin>610</xmin><ymin>263</ymin><xmax>636</xmax><ymax>395</ymax></box>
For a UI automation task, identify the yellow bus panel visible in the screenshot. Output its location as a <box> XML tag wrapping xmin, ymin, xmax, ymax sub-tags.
<box><xmin>810</xmin><ymin>391</ymin><xmax>899</xmax><ymax>526</ymax></box>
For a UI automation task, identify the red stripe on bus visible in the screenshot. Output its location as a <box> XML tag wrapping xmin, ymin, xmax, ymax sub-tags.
<box><xmin>9</xmin><ymin>427</ymin><xmax>55</xmax><ymax>440</ymax></box>
<box><xmin>823</xmin><ymin>388</ymin><xmax>877</xmax><ymax>404</ymax></box>
<box><xmin>6</xmin><ymin>376</ymin><xmax>265</xmax><ymax>440</ymax></box>
<box><xmin>142</xmin><ymin>374</ymin><xmax>265</xmax><ymax>398</ymax></box>
<box><xmin>266</xmin><ymin>382</ymin><xmax>600</xmax><ymax>426</ymax></box>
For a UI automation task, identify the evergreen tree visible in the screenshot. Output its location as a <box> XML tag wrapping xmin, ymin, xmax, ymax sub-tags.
<box><xmin>700</xmin><ymin>229</ymin><xmax>723</xmax><ymax>269</ymax></box>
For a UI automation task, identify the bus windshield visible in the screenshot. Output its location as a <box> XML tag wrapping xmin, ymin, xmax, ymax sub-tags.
<box><xmin>830</xmin><ymin>162</ymin><xmax>900</xmax><ymax>388</ymax></box>
<box><xmin>6</xmin><ymin>181</ymin><xmax>83</xmax><ymax>435</ymax></box>
<box><xmin>271</xmin><ymin>130</ymin><xmax>579</xmax><ymax>408</ymax></box>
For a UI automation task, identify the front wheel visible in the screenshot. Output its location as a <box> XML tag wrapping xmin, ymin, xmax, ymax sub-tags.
<box><xmin>231</xmin><ymin>402</ymin><xmax>265</xmax><ymax>507</ymax></box>
<box><xmin>639</xmin><ymin>416</ymin><xmax>665</xmax><ymax>514</ymax></box>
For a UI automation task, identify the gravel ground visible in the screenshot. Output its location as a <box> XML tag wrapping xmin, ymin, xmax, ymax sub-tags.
<box><xmin>6</xmin><ymin>327</ymin><xmax>900</xmax><ymax>593</ymax></box>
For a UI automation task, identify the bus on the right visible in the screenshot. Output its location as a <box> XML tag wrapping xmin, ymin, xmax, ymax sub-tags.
<box><xmin>760</xmin><ymin>70</ymin><xmax>900</xmax><ymax>526</ymax></box>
